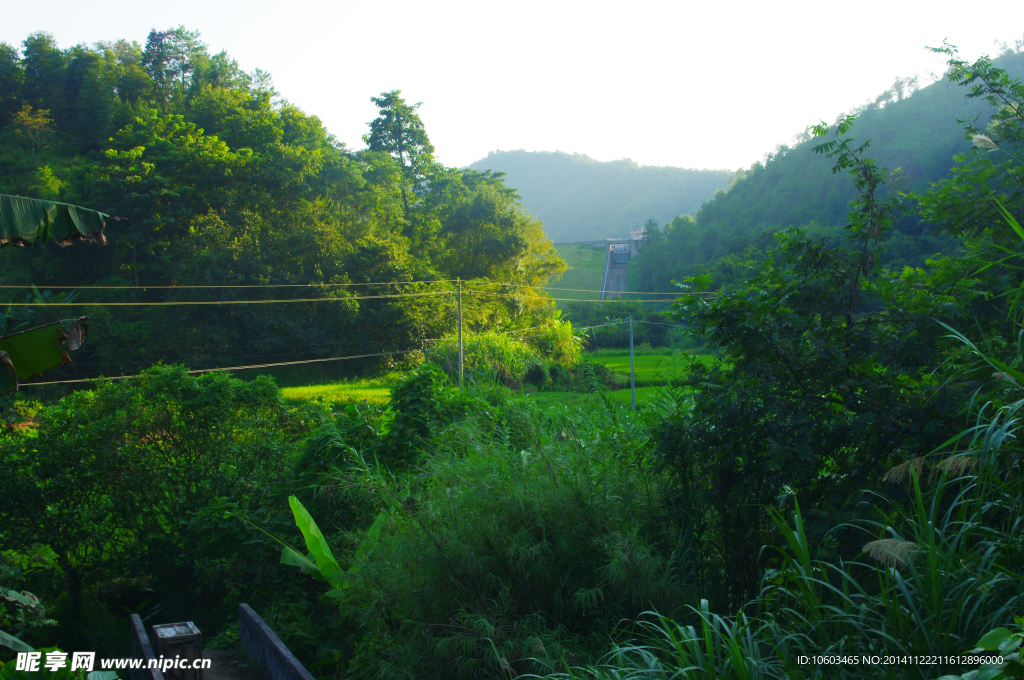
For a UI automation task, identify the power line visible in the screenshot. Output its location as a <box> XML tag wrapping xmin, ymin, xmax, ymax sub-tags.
<box><xmin>1</xmin><ymin>280</ymin><xmax>708</xmax><ymax>298</ymax></box>
<box><xmin>0</xmin><ymin>291</ymin><xmax>449</xmax><ymax>306</ymax></box>
<box><xmin>16</xmin><ymin>349</ymin><xmax>421</xmax><ymax>387</ymax></box>
<box><xmin>0</xmin><ymin>279</ymin><xmax>459</xmax><ymax>290</ymax></box>
<box><xmin>633</xmin><ymin>320</ymin><xmax>686</xmax><ymax>328</ymax></box>
<box><xmin>2</xmin><ymin>290</ymin><xmax>713</xmax><ymax>307</ymax></box>
<box><xmin>466</xmin><ymin>281</ymin><xmax>683</xmax><ymax>296</ymax></box>
<box><xmin>19</xmin><ymin>320</ymin><xmax>678</xmax><ymax>388</ymax></box>
<box><xmin>465</xmin><ymin>290</ymin><xmax>690</xmax><ymax>303</ymax></box>
<box><xmin>425</xmin><ymin>321</ymin><xmax>629</xmax><ymax>346</ymax></box>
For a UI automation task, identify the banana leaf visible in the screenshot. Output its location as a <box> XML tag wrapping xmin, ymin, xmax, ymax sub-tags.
<box><xmin>0</xmin><ymin>194</ymin><xmax>108</xmax><ymax>247</ymax></box>
<box><xmin>0</xmin><ymin>317</ymin><xmax>87</xmax><ymax>393</ymax></box>
<box><xmin>284</xmin><ymin>496</ymin><xmax>344</xmax><ymax>589</ymax></box>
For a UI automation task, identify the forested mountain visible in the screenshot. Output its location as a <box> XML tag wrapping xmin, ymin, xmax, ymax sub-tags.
<box><xmin>628</xmin><ymin>49</ymin><xmax>1024</xmax><ymax>293</ymax></box>
<box><xmin>0</xmin><ymin>29</ymin><xmax>565</xmax><ymax>379</ymax></box>
<box><xmin>466</xmin><ymin>150</ymin><xmax>733</xmax><ymax>242</ymax></box>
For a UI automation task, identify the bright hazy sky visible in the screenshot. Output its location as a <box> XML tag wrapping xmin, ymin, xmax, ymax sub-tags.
<box><xmin>2</xmin><ymin>1</ymin><xmax>1022</xmax><ymax>172</ymax></box>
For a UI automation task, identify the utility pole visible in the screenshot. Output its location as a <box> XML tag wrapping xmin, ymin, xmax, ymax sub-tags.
<box><xmin>457</xmin><ymin>278</ymin><xmax>464</xmax><ymax>390</ymax></box>
<box><xmin>629</xmin><ymin>316</ymin><xmax>635</xmax><ymax>411</ymax></box>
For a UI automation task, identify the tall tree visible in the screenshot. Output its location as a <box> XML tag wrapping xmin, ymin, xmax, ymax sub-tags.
<box><xmin>64</xmin><ymin>46</ymin><xmax>115</xmax><ymax>151</ymax></box>
<box><xmin>142</xmin><ymin>27</ymin><xmax>205</xmax><ymax>112</ymax></box>
<box><xmin>0</xmin><ymin>43</ymin><xmax>23</xmax><ymax>125</ymax></box>
<box><xmin>364</xmin><ymin>89</ymin><xmax>435</xmax><ymax>215</ymax></box>
<box><xmin>20</xmin><ymin>33</ymin><xmax>66</xmax><ymax>124</ymax></box>
<box><xmin>11</xmin><ymin>105</ymin><xmax>54</xmax><ymax>165</ymax></box>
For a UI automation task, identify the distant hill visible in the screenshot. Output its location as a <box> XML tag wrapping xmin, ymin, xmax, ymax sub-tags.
<box><xmin>466</xmin><ymin>150</ymin><xmax>733</xmax><ymax>242</ymax></box>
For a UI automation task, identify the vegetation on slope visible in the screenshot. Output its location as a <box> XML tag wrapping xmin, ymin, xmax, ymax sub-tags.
<box><xmin>628</xmin><ymin>47</ymin><xmax>1024</xmax><ymax>294</ymax></box>
<box><xmin>0</xmin><ymin>28</ymin><xmax>567</xmax><ymax>385</ymax></box>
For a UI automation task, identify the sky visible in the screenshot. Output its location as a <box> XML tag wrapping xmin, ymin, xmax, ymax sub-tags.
<box><xmin>2</xmin><ymin>1</ymin><xmax>1022</xmax><ymax>172</ymax></box>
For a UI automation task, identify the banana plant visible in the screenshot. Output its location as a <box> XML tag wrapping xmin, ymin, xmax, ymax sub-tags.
<box><xmin>279</xmin><ymin>496</ymin><xmax>345</xmax><ymax>590</ymax></box>
<box><xmin>0</xmin><ymin>194</ymin><xmax>110</xmax><ymax>393</ymax></box>
<box><xmin>0</xmin><ymin>317</ymin><xmax>87</xmax><ymax>394</ymax></box>
<box><xmin>0</xmin><ymin>194</ymin><xmax>108</xmax><ymax>247</ymax></box>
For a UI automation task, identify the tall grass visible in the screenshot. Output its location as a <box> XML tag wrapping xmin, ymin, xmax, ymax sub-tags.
<box><xmin>429</xmin><ymin>322</ymin><xmax>583</xmax><ymax>388</ymax></box>
<box><xmin>430</xmin><ymin>330</ymin><xmax>545</xmax><ymax>387</ymax></box>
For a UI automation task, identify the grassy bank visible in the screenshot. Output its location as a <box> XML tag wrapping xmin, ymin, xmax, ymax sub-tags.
<box><xmin>545</xmin><ymin>243</ymin><xmax>606</xmax><ymax>308</ymax></box>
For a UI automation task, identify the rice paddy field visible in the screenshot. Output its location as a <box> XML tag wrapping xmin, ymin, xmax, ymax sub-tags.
<box><xmin>279</xmin><ymin>373</ymin><xmax>400</xmax><ymax>407</ymax></box>
<box><xmin>588</xmin><ymin>352</ymin><xmax>717</xmax><ymax>384</ymax></box>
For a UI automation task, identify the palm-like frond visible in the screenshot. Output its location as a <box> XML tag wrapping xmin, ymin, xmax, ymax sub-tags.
<box><xmin>0</xmin><ymin>193</ymin><xmax>109</xmax><ymax>247</ymax></box>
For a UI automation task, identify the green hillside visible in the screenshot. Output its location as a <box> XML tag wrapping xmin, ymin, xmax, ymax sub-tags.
<box><xmin>545</xmin><ymin>243</ymin><xmax>604</xmax><ymax>302</ymax></box>
<box><xmin>628</xmin><ymin>49</ymin><xmax>1024</xmax><ymax>293</ymax></box>
<box><xmin>467</xmin><ymin>150</ymin><xmax>733</xmax><ymax>242</ymax></box>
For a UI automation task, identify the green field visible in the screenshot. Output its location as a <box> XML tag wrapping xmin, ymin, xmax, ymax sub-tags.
<box><xmin>589</xmin><ymin>353</ymin><xmax>714</xmax><ymax>384</ymax></box>
<box><xmin>276</xmin><ymin>353</ymin><xmax>717</xmax><ymax>410</ymax></box>
<box><xmin>545</xmin><ymin>243</ymin><xmax>606</xmax><ymax>307</ymax></box>
<box><xmin>279</xmin><ymin>373</ymin><xmax>401</xmax><ymax>407</ymax></box>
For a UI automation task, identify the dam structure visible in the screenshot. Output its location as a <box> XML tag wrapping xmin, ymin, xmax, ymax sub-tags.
<box><xmin>599</xmin><ymin>230</ymin><xmax>646</xmax><ymax>300</ymax></box>
<box><xmin>552</xmin><ymin>231</ymin><xmax>647</xmax><ymax>300</ymax></box>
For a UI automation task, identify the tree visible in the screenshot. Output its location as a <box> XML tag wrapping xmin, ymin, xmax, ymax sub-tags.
<box><xmin>440</xmin><ymin>182</ymin><xmax>565</xmax><ymax>286</ymax></box>
<box><xmin>0</xmin><ymin>42</ymin><xmax>23</xmax><ymax>125</ymax></box>
<box><xmin>0</xmin><ymin>366</ymin><xmax>299</xmax><ymax>619</ymax></box>
<box><xmin>11</xmin><ymin>105</ymin><xmax>54</xmax><ymax>165</ymax></box>
<box><xmin>64</xmin><ymin>46</ymin><xmax>115</xmax><ymax>152</ymax></box>
<box><xmin>142</xmin><ymin>27</ymin><xmax>205</xmax><ymax>112</ymax></box>
<box><xmin>363</xmin><ymin>90</ymin><xmax>436</xmax><ymax>215</ymax></box>
<box><xmin>20</xmin><ymin>33</ymin><xmax>66</xmax><ymax>123</ymax></box>
<box><xmin>911</xmin><ymin>43</ymin><xmax>1024</xmax><ymax>244</ymax></box>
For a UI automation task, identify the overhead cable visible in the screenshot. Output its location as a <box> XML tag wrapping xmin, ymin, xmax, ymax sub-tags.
<box><xmin>0</xmin><ymin>279</ymin><xmax>458</xmax><ymax>290</ymax></box>
<box><xmin>17</xmin><ymin>349</ymin><xmax>421</xmax><ymax>387</ymax></box>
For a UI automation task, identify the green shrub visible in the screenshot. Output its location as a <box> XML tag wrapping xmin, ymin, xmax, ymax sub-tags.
<box><xmin>524</xmin><ymin>361</ymin><xmax>548</xmax><ymax>386</ymax></box>
<box><xmin>383</xmin><ymin>363</ymin><xmax>465</xmax><ymax>467</ymax></box>
<box><xmin>0</xmin><ymin>365</ymin><xmax>317</xmax><ymax>656</ymax></box>
<box><xmin>430</xmin><ymin>330</ymin><xmax>543</xmax><ymax>387</ymax></box>
<box><xmin>526</xmin><ymin>317</ymin><xmax>584</xmax><ymax>365</ymax></box>
<box><xmin>294</xmin><ymin>402</ymin><xmax>689</xmax><ymax>679</ymax></box>
<box><xmin>429</xmin><ymin>320</ymin><xmax>582</xmax><ymax>388</ymax></box>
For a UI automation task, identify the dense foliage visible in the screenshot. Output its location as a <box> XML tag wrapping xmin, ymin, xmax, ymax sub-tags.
<box><xmin>0</xmin><ymin>29</ymin><xmax>566</xmax><ymax>381</ymax></box>
<box><xmin>297</xmin><ymin>381</ymin><xmax>689</xmax><ymax>677</ymax></box>
<box><xmin>0</xmin><ymin>366</ymin><xmax>330</xmax><ymax>657</ymax></box>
